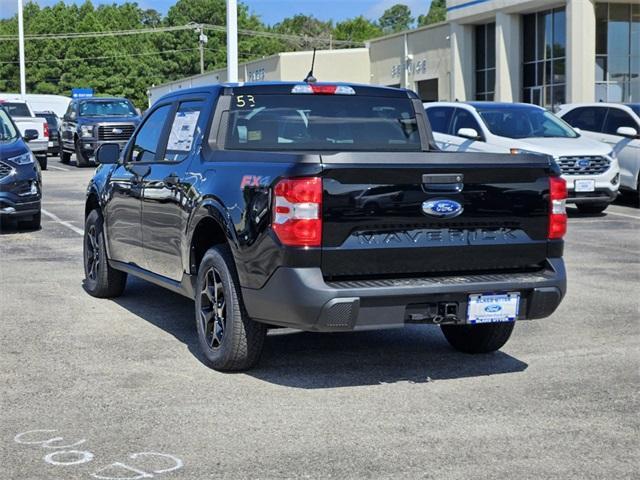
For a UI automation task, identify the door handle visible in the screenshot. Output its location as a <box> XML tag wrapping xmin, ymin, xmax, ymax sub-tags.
<box><xmin>422</xmin><ymin>173</ymin><xmax>464</xmax><ymax>193</ymax></box>
<box><xmin>163</xmin><ymin>173</ymin><xmax>180</xmax><ymax>186</ymax></box>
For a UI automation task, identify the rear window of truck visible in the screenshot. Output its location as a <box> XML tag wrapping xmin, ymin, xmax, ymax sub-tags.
<box><xmin>224</xmin><ymin>94</ymin><xmax>421</xmax><ymax>151</ymax></box>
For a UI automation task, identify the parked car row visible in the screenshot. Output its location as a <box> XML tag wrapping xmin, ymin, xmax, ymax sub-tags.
<box><xmin>424</xmin><ymin>101</ymin><xmax>639</xmax><ymax>211</ymax></box>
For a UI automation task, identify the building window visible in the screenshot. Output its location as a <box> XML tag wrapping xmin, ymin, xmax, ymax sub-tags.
<box><xmin>522</xmin><ymin>8</ymin><xmax>566</xmax><ymax>108</ymax></box>
<box><xmin>595</xmin><ymin>3</ymin><xmax>640</xmax><ymax>102</ymax></box>
<box><xmin>475</xmin><ymin>23</ymin><xmax>496</xmax><ymax>101</ymax></box>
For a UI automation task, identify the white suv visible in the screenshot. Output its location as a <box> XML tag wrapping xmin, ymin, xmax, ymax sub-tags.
<box><xmin>424</xmin><ymin>102</ymin><xmax>620</xmax><ymax>214</ymax></box>
<box><xmin>557</xmin><ymin>103</ymin><xmax>640</xmax><ymax>206</ymax></box>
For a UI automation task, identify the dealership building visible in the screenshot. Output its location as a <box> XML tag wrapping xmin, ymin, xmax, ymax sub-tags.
<box><xmin>149</xmin><ymin>0</ymin><xmax>639</xmax><ymax>108</ymax></box>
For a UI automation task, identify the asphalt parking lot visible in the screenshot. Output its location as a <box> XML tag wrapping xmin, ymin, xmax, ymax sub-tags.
<box><xmin>1</xmin><ymin>159</ymin><xmax>639</xmax><ymax>480</ymax></box>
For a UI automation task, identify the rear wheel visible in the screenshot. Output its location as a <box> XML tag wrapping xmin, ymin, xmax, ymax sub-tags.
<box><xmin>75</xmin><ymin>139</ymin><xmax>89</xmax><ymax>167</ymax></box>
<box><xmin>83</xmin><ymin>209</ymin><xmax>127</xmax><ymax>298</ymax></box>
<box><xmin>195</xmin><ymin>245</ymin><xmax>266</xmax><ymax>371</ymax></box>
<box><xmin>441</xmin><ymin>322</ymin><xmax>515</xmax><ymax>354</ymax></box>
<box><xmin>60</xmin><ymin>150</ymin><xmax>71</xmax><ymax>164</ymax></box>
<box><xmin>576</xmin><ymin>203</ymin><xmax>609</xmax><ymax>214</ymax></box>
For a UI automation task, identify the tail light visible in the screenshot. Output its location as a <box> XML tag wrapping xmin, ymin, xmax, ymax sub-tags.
<box><xmin>291</xmin><ymin>84</ymin><xmax>356</xmax><ymax>95</ymax></box>
<box><xmin>548</xmin><ymin>176</ymin><xmax>567</xmax><ymax>239</ymax></box>
<box><xmin>43</xmin><ymin>122</ymin><xmax>49</xmax><ymax>139</ymax></box>
<box><xmin>272</xmin><ymin>177</ymin><xmax>322</xmax><ymax>247</ymax></box>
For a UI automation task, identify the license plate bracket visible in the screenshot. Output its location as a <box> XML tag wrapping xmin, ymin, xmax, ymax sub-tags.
<box><xmin>467</xmin><ymin>292</ymin><xmax>520</xmax><ymax>324</ymax></box>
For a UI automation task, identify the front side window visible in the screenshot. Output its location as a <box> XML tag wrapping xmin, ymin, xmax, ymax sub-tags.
<box><xmin>1</xmin><ymin>102</ymin><xmax>31</xmax><ymax>117</ymax></box>
<box><xmin>603</xmin><ymin>108</ymin><xmax>638</xmax><ymax>134</ymax></box>
<box><xmin>79</xmin><ymin>100</ymin><xmax>137</xmax><ymax>117</ymax></box>
<box><xmin>0</xmin><ymin>109</ymin><xmax>19</xmax><ymax>141</ymax></box>
<box><xmin>476</xmin><ymin>105</ymin><xmax>577</xmax><ymax>139</ymax></box>
<box><xmin>561</xmin><ymin>107</ymin><xmax>607</xmax><ymax>132</ymax></box>
<box><xmin>523</xmin><ymin>8</ymin><xmax>566</xmax><ymax>107</ymax></box>
<box><xmin>451</xmin><ymin>109</ymin><xmax>482</xmax><ymax>137</ymax></box>
<box><xmin>225</xmin><ymin>95</ymin><xmax>421</xmax><ymax>151</ymax></box>
<box><xmin>130</xmin><ymin>104</ymin><xmax>171</xmax><ymax>163</ymax></box>
<box><xmin>426</xmin><ymin>107</ymin><xmax>454</xmax><ymax>134</ymax></box>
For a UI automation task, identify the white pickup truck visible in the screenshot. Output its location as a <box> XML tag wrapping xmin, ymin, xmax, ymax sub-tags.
<box><xmin>0</xmin><ymin>98</ymin><xmax>49</xmax><ymax>170</ymax></box>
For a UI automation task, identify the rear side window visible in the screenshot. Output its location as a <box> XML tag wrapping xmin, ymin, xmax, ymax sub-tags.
<box><xmin>603</xmin><ymin>108</ymin><xmax>638</xmax><ymax>135</ymax></box>
<box><xmin>425</xmin><ymin>107</ymin><xmax>453</xmax><ymax>134</ymax></box>
<box><xmin>224</xmin><ymin>95</ymin><xmax>421</xmax><ymax>151</ymax></box>
<box><xmin>561</xmin><ymin>107</ymin><xmax>607</xmax><ymax>132</ymax></box>
<box><xmin>164</xmin><ymin>101</ymin><xmax>203</xmax><ymax>162</ymax></box>
<box><xmin>2</xmin><ymin>102</ymin><xmax>31</xmax><ymax>117</ymax></box>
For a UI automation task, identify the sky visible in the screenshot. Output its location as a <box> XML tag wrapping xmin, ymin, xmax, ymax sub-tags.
<box><xmin>0</xmin><ymin>0</ymin><xmax>432</xmax><ymax>24</ymax></box>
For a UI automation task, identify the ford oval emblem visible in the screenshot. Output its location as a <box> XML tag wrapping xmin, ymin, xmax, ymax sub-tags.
<box><xmin>112</xmin><ymin>128</ymin><xmax>123</xmax><ymax>135</ymax></box>
<box><xmin>576</xmin><ymin>159</ymin><xmax>591</xmax><ymax>169</ymax></box>
<box><xmin>421</xmin><ymin>199</ymin><xmax>463</xmax><ymax>218</ymax></box>
<box><xmin>485</xmin><ymin>304</ymin><xmax>502</xmax><ymax>313</ymax></box>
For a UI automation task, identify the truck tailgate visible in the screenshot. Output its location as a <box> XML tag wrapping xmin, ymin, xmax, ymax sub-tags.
<box><xmin>320</xmin><ymin>152</ymin><xmax>554</xmax><ymax>279</ymax></box>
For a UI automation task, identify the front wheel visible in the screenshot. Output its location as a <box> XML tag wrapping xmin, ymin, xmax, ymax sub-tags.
<box><xmin>19</xmin><ymin>211</ymin><xmax>41</xmax><ymax>230</ymax></box>
<box><xmin>37</xmin><ymin>155</ymin><xmax>47</xmax><ymax>170</ymax></box>
<box><xmin>576</xmin><ymin>203</ymin><xmax>609</xmax><ymax>214</ymax></box>
<box><xmin>60</xmin><ymin>150</ymin><xmax>71</xmax><ymax>164</ymax></box>
<box><xmin>75</xmin><ymin>140</ymin><xmax>89</xmax><ymax>167</ymax></box>
<box><xmin>195</xmin><ymin>245</ymin><xmax>266</xmax><ymax>371</ymax></box>
<box><xmin>83</xmin><ymin>209</ymin><xmax>127</xmax><ymax>298</ymax></box>
<box><xmin>441</xmin><ymin>322</ymin><xmax>515</xmax><ymax>354</ymax></box>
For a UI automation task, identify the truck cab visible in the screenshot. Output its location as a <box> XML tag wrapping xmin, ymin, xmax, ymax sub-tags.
<box><xmin>61</xmin><ymin>97</ymin><xmax>141</xmax><ymax>167</ymax></box>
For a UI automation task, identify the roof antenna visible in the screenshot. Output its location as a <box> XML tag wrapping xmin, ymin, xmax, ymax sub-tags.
<box><xmin>304</xmin><ymin>48</ymin><xmax>317</xmax><ymax>83</ymax></box>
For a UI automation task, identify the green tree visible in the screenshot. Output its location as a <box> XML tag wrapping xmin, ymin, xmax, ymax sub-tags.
<box><xmin>418</xmin><ymin>0</ymin><xmax>447</xmax><ymax>27</ymax></box>
<box><xmin>378</xmin><ymin>4</ymin><xmax>414</xmax><ymax>34</ymax></box>
<box><xmin>273</xmin><ymin>14</ymin><xmax>334</xmax><ymax>49</ymax></box>
<box><xmin>334</xmin><ymin>16</ymin><xmax>382</xmax><ymax>43</ymax></box>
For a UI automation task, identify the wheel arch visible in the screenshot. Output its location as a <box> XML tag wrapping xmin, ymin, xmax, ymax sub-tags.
<box><xmin>187</xmin><ymin>199</ymin><xmax>238</xmax><ymax>276</ymax></box>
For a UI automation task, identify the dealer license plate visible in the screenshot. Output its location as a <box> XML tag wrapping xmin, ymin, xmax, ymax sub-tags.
<box><xmin>574</xmin><ymin>179</ymin><xmax>595</xmax><ymax>192</ymax></box>
<box><xmin>467</xmin><ymin>292</ymin><xmax>520</xmax><ymax>324</ymax></box>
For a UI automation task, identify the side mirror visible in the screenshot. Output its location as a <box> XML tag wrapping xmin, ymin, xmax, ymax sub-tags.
<box><xmin>95</xmin><ymin>143</ymin><xmax>120</xmax><ymax>164</ymax></box>
<box><xmin>458</xmin><ymin>127</ymin><xmax>480</xmax><ymax>140</ymax></box>
<box><xmin>23</xmin><ymin>129</ymin><xmax>39</xmax><ymax>142</ymax></box>
<box><xmin>616</xmin><ymin>126</ymin><xmax>639</xmax><ymax>139</ymax></box>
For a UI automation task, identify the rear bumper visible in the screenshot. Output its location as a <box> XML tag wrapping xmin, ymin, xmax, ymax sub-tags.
<box><xmin>242</xmin><ymin>258</ymin><xmax>567</xmax><ymax>332</ymax></box>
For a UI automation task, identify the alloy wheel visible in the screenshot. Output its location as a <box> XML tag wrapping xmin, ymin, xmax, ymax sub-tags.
<box><xmin>200</xmin><ymin>267</ymin><xmax>227</xmax><ymax>349</ymax></box>
<box><xmin>85</xmin><ymin>225</ymin><xmax>100</xmax><ymax>281</ymax></box>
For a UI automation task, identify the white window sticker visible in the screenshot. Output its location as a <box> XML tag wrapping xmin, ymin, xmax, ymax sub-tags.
<box><xmin>167</xmin><ymin>110</ymin><xmax>200</xmax><ymax>152</ymax></box>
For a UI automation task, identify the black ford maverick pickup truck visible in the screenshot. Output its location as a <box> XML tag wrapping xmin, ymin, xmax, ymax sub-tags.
<box><xmin>84</xmin><ymin>82</ymin><xmax>567</xmax><ymax>371</ymax></box>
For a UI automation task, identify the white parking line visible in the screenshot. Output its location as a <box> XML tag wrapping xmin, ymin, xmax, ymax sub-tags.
<box><xmin>41</xmin><ymin>209</ymin><xmax>84</xmax><ymax>236</ymax></box>
<box><xmin>606</xmin><ymin>210</ymin><xmax>640</xmax><ymax>221</ymax></box>
<box><xmin>47</xmin><ymin>165</ymin><xmax>71</xmax><ymax>172</ymax></box>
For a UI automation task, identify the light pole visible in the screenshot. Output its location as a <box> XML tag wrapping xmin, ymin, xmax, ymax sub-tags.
<box><xmin>226</xmin><ymin>0</ymin><xmax>238</xmax><ymax>82</ymax></box>
<box><xmin>17</xmin><ymin>0</ymin><xmax>26</xmax><ymax>95</ymax></box>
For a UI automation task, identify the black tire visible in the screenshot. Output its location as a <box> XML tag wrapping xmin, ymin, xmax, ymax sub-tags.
<box><xmin>75</xmin><ymin>140</ymin><xmax>89</xmax><ymax>167</ymax></box>
<box><xmin>441</xmin><ymin>322</ymin><xmax>515</xmax><ymax>354</ymax></box>
<box><xmin>37</xmin><ymin>155</ymin><xmax>47</xmax><ymax>170</ymax></box>
<box><xmin>60</xmin><ymin>150</ymin><xmax>71</xmax><ymax>164</ymax></box>
<box><xmin>83</xmin><ymin>209</ymin><xmax>127</xmax><ymax>298</ymax></box>
<box><xmin>195</xmin><ymin>245</ymin><xmax>266</xmax><ymax>371</ymax></box>
<box><xmin>576</xmin><ymin>203</ymin><xmax>609</xmax><ymax>214</ymax></box>
<box><xmin>19</xmin><ymin>211</ymin><xmax>41</xmax><ymax>230</ymax></box>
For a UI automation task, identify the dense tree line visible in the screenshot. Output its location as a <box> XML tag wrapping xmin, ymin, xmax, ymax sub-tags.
<box><xmin>0</xmin><ymin>0</ymin><xmax>445</xmax><ymax>107</ymax></box>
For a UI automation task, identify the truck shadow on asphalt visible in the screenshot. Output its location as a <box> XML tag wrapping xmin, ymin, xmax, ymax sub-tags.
<box><xmin>114</xmin><ymin>277</ymin><xmax>528</xmax><ymax>389</ymax></box>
